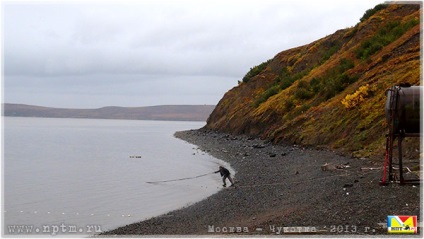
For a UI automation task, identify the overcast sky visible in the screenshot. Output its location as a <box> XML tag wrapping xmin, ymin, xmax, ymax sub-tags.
<box><xmin>2</xmin><ymin>0</ymin><xmax>383</xmax><ymax>108</ymax></box>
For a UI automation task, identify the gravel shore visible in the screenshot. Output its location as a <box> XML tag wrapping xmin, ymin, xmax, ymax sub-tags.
<box><xmin>101</xmin><ymin>128</ymin><xmax>421</xmax><ymax>236</ymax></box>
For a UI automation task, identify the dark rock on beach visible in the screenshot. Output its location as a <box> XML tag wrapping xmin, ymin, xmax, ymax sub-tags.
<box><xmin>100</xmin><ymin>128</ymin><xmax>420</xmax><ymax>236</ymax></box>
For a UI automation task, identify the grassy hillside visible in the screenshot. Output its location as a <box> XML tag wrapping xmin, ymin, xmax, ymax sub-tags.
<box><xmin>206</xmin><ymin>3</ymin><xmax>421</xmax><ymax>160</ymax></box>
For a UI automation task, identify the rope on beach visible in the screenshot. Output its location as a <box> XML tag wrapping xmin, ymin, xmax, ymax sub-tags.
<box><xmin>233</xmin><ymin>172</ymin><xmax>358</xmax><ymax>189</ymax></box>
<box><xmin>147</xmin><ymin>168</ymin><xmax>378</xmax><ymax>187</ymax></box>
<box><xmin>146</xmin><ymin>172</ymin><xmax>214</xmax><ymax>184</ymax></box>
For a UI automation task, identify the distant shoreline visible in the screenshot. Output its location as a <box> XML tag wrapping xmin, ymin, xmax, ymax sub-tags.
<box><xmin>3</xmin><ymin>115</ymin><xmax>207</xmax><ymax>122</ymax></box>
<box><xmin>3</xmin><ymin>103</ymin><xmax>215</xmax><ymax>122</ymax></box>
<box><xmin>100</xmin><ymin>128</ymin><xmax>420</xmax><ymax>236</ymax></box>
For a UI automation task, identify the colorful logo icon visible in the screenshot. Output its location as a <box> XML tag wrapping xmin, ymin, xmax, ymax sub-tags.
<box><xmin>387</xmin><ymin>215</ymin><xmax>417</xmax><ymax>234</ymax></box>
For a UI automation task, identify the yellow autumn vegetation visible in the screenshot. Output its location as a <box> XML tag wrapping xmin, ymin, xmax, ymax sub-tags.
<box><xmin>341</xmin><ymin>84</ymin><xmax>374</xmax><ymax>109</ymax></box>
<box><xmin>206</xmin><ymin>4</ymin><xmax>421</xmax><ymax>160</ymax></box>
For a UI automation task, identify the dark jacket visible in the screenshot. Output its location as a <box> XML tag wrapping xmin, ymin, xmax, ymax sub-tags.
<box><xmin>215</xmin><ymin>167</ymin><xmax>230</xmax><ymax>177</ymax></box>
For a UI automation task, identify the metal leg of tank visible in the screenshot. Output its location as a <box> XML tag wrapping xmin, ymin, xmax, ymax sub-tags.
<box><xmin>383</xmin><ymin>136</ymin><xmax>392</xmax><ymax>185</ymax></box>
<box><xmin>380</xmin><ymin>136</ymin><xmax>390</xmax><ymax>186</ymax></box>
<box><xmin>388</xmin><ymin>136</ymin><xmax>394</xmax><ymax>182</ymax></box>
<box><xmin>398</xmin><ymin>136</ymin><xmax>404</xmax><ymax>184</ymax></box>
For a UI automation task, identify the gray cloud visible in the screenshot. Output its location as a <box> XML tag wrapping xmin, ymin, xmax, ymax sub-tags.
<box><xmin>3</xmin><ymin>0</ymin><xmax>382</xmax><ymax>108</ymax></box>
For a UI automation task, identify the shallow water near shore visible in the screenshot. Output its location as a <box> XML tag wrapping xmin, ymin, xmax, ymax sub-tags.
<box><xmin>3</xmin><ymin>117</ymin><xmax>231</xmax><ymax>236</ymax></box>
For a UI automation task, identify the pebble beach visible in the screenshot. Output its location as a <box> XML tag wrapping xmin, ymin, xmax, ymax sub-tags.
<box><xmin>101</xmin><ymin>128</ymin><xmax>421</xmax><ymax>236</ymax></box>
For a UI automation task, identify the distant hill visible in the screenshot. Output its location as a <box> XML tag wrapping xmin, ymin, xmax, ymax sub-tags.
<box><xmin>205</xmin><ymin>3</ymin><xmax>421</xmax><ymax>160</ymax></box>
<box><xmin>3</xmin><ymin>103</ymin><xmax>216</xmax><ymax>121</ymax></box>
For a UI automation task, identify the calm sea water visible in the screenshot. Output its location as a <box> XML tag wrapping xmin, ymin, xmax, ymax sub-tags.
<box><xmin>3</xmin><ymin>117</ymin><xmax>232</xmax><ymax>236</ymax></box>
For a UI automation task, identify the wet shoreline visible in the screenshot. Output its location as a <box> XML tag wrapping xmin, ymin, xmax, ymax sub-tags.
<box><xmin>101</xmin><ymin>128</ymin><xmax>420</xmax><ymax>236</ymax></box>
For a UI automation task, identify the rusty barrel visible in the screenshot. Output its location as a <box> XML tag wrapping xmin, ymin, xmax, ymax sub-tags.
<box><xmin>385</xmin><ymin>85</ymin><xmax>421</xmax><ymax>134</ymax></box>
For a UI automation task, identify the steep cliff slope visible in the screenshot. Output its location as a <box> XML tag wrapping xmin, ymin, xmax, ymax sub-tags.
<box><xmin>206</xmin><ymin>3</ymin><xmax>421</xmax><ymax>159</ymax></box>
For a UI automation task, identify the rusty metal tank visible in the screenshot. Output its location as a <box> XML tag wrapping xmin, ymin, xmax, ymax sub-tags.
<box><xmin>385</xmin><ymin>85</ymin><xmax>421</xmax><ymax>134</ymax></box>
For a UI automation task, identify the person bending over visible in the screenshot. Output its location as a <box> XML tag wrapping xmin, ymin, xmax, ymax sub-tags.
<box><xmin>215</xmin><ymin>166</ymin><xmax>235</xmax><ymax>187</ymax></box>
